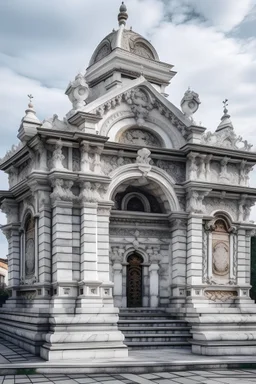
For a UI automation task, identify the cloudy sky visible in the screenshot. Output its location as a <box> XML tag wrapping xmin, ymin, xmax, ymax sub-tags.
<box><xmin>0</xmin><ymin>0</ymin><xmax>256</xmax><ymax>256</ymax></box>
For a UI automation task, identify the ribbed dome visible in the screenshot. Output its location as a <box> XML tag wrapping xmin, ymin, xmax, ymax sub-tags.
<box><xmin>89</xmin><ymin>28</ymin><xmax>159</xmax><ymax>66</ymax></box>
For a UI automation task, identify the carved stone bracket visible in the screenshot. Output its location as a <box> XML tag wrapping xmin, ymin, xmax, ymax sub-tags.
<box><xmin>1</xmin><ymin>200</ymin><xmax>18</xmax><ymax>224</ymax></box>
<box><xmin>136</xmin><ymin>148</ymin><xmax>152</xmax><ymax>176</ymax></box>
<box><xmin>110</xmin><ymin>246</ymin><xmax>125</xmax><ymax>265</ymax></box>
<box><xmin>238</xmin><ymin>194</ymin><xmax>256</xmax><ymax>222</ymax></box>
<box><xmin>79</xmin><ymin>181</ymin><xmax>108</xmax><ymax>203</ymax></box>
<box><xmin>186</xmin><ymin>189</ymin><xmax>210</xmax><ymax>214</ymax></box>
<box><xmin>50</xmin><ymin>179</ymin><xmax>76</xmax><ymax>203</ymax></box>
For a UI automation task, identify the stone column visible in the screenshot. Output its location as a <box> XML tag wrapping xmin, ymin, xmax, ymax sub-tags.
<box><xmin>112</xmin><ymin>262</ymin><xmax>123</xmax><ymax>308</ymax></box>
<box><xmin>149</xmin><ymin>263</ymin><xmax>159</xmax><ymax>307</ymax></box>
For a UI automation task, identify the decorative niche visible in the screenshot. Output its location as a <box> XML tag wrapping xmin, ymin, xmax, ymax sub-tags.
<box><xmin>203</xmin><ymin>214</ymin><xmax>237</xmax><ymax>285</ymax></box>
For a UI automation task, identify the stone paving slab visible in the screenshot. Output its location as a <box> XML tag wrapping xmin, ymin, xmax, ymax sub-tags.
<box><xmin>0</xmin><ymin>370</ymin><xmax>256</xmax><ymax>384</ymax></box>
<box><xmin>1</xmin><ymin>337</ymin><xmax>256</xmax><ymax>377</ymax></box>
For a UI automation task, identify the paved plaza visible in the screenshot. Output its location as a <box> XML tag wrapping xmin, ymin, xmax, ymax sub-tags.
<box><xmin>1</xmin><ymin>369</ymin><xmax>256</xmax><ymax>384</ymax></box>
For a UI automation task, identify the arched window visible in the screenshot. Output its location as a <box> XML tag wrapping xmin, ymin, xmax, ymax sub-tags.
<box><xmin>121</xmin><ymin>192</ymin><xmax>151</xmax><ymax>213</ymax></box>
<box><xmin>24</xmin><ymin>214</ymin><xmax>35</xmax><ymax>280</ymax></box>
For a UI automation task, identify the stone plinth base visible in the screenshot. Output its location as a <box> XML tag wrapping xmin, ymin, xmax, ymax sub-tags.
<box><xmin>40</xmin><ymin>306</ymin><xmax>128</xmax><ymax>361</ymax></box>
<box><xmin>187</xmin><ymin>311</ymin><xmax>256</xmax><ymax>356</ymax></box>
<box><xmin>192</xmin><ymin>340</ymin><xmax>256</xmax><ymax>355</ymax></box>
<box><xmin>40</xmin><ymin>343</ymin><xmax>128</xmax><ymax>360</ymax></box>
<box><xmin>0</xmin><ymin>306</ymin><xmax>49</xmax><ymax>355</ymax></box>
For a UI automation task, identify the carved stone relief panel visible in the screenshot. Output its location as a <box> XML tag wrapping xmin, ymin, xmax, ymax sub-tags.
<box><xmin>212</xmin><ymin>220</ymin><xmax>230</xmax><ymax>283</ymax></box>
<box><xmin>101</xmin><ymin>155</ymin><xmax>132</xmax><ymax>176</ymax></box>
<box><xmin>210</xmin><ymin>161</ymin><xmax>240</xmax><ymax>185</ymax></box>
<box><xmin>62</xmin><ymin>147</ymin><xmax>68</xmax><ymax>169</ymax></box>
<box><xmin>72</xmin><ymin>148</ymin><xmax>80</xmax><ymax>172</ymax></box>
<box><xmin>153</xmin><ymin>160</ymin><xmax>186</xmax><ymax>183</ymax></box>
<box><xmin>10</xmin><ymin>159</ymin><xmax>33</xmax><ymax>186</ymax></box>
<box><xmin>203</xmin><ymin>216</ymin><xmax>237</xmax><ymax>286</ymax></box>
<box><xmin>119</xmin><ymin>128</ymin><xmax>162</xmax><ymax>147</ymax></box>
<box><xmin>204</xmin><ymin>290</ymin><xmax>237</xmax><ymax>301</ymax></box>
<box><xmin>204</xmin><ymin>197</ymin><xmax>238</xmax><ymax>222</ymax></box>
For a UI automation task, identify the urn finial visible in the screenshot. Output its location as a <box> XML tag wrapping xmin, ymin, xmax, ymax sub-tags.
<box><xmin>118</xmin><ymin>2</ymin><xmax>128</xmax><ymax>26</ymax></box>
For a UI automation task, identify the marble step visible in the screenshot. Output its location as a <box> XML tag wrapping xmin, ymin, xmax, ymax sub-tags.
<box><xmin>118</xmin><ymin>319</ymin><xmax>188</xmax><ymax>327</ymax></box>
<box><xmin>124</xmin><ymin>341</ymin><xmax>191</xmax><ymax>349</ymax></box>
<box><xmin>119</xmin><ymin>313</ymin><xmax>177</xmax><ymax>320</ymax></box>
<box><xmin>119</xmin><ymin>308</ymin><xmax>167</xmax><ymax>313</ymax></box>
<box><xmin>119</xmin><ymin>326</ymin><xmax>190</xmax><ymax>334</ymax></box>
<box><xmin>124</xmin><ymin>333</ymin><xmax>191</xmax><ymax>342</ymax></box>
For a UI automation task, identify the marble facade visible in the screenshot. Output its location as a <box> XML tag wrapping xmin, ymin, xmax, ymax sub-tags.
<box><xmin>1</xmin><ymin>3</ymin><xmax>256</xmax><ymax>360</ymax></box>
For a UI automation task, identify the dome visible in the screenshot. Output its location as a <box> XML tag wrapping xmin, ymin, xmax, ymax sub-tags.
<box><xmin>89</xmin><ymin>28</ymin><xmax>159</xmax><ymax>66</ymax></box>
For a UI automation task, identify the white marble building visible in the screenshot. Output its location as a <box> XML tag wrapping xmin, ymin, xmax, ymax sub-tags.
<box><xmin>1</xmin><ymin>2</ymin><xmax>256</xmax><ymax>360</ymax></box>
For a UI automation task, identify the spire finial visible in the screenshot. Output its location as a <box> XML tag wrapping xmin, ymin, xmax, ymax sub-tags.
<box><xmin>118</xmin><ymin>2</ymin><xmax>128</xmax><ymax>26</ymax></box>
<box><xmin>222</xmin><ymin>98</ymin><xmax>229</xmax><ymax>116</ymax></box>
<box><xmin>216</xmin><ymin>98</ymin><xmax>233</xmax><ymax>132</ymax></box>
<box><xmin>221</xmin><ymin>98</ymin><xmax>230</xmax><ymax>120</ymax></box>
<box><xmin>27</xmin><ymin>94</ymin><xmax>34</xmax><ymax>108</ymax></box>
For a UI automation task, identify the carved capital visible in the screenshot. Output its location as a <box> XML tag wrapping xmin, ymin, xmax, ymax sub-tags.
<box><xmin>186</xmin><ymin>189</ymin><xmax>209</xmax><ymax>214</ymax></box>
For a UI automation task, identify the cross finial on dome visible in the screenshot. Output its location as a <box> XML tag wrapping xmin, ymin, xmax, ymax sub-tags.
<box><xmin>216</xmin><ymin>98</ymin><xmax>233</xmax><ymax>132</ymax></box>
<box><xmin>23</xmin><ymin>93</ymin><xmax>40</xmax><ymax>123</ymax></box>
<box><xmin>222</xmin><ymin>98</ymin><xmax>229</xmax><ymax>117</ymax></box>
<box><xmin>118</xmin><ymin>2</ymin><xmax>128</xmax><ymax>26</ymax></box>
<box><xmin>27</xmin><ymin>94</ymin><xmax>34</xmax><ymax>108</ymax></box>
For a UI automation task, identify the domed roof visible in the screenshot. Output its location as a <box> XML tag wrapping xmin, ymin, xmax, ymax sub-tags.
<box><xmin>89</xmin><ymin>3</ymin><xmax>159</xmax><ymax>67</ymax></box>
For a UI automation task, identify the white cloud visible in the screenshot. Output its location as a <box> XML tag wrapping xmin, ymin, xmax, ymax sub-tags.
<box><xmin>165</xmin><ymin>0</ymin><xmax>256</xmax><ymax>31</ymax></box>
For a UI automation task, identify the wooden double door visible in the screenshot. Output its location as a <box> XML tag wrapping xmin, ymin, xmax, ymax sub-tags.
<box><xmin>126</xmin><ymin>253</ymin><xmax>143</xmax><ymax>307</ymax></box>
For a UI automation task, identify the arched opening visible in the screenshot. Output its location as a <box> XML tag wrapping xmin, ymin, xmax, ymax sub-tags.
<box><xmin>127</xmin><ymin>253</ymin><xmax>144</xmax><ymax>307</ymax></box>
<box><xmin>127</xmin><ymin>197</ymin><xmax>145</xmax><ymax>212</ymax></box>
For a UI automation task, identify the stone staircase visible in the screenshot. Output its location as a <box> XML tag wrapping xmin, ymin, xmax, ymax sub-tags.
<box><xmin>118</xmin><ymin>308</ymin><xmax>191</xmax><ymax>349</ymax></box>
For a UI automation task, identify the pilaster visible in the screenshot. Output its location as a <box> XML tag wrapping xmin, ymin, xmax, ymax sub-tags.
<box><xmin>38</xmin><ymin>191</ymin><xmax>51</xmax><ymax>288</ymax></box>
<box><xmin>97</xmin><ymin>203</ymin><xmax>114</xmax><ymax>306</ymax></box>
<box><xmin>168</xmin><ymin>217</ymin><xmax>187</xmax><ymax>312</ymax></box>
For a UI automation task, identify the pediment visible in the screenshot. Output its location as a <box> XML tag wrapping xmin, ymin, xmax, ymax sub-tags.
<box><xmin>83</xmin><ymin>79</ymin><xmax>191</xmax><ymax>146</ymax></box>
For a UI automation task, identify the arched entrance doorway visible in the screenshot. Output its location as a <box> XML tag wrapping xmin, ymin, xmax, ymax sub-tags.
<box><xmin>127</xmin><ymin>253</ymin><xmax>143</xmax><ymax>307</ymax></box>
